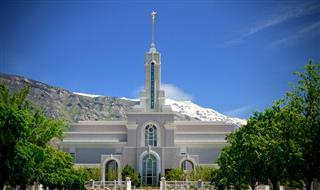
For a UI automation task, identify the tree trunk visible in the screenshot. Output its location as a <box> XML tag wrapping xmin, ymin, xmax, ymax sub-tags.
<box><xmin>0</xmin><ymin>169</ymin><xmax>7</xmax><ymax>190</ymax></box>
<box><xmin>270</xmin><ymin>178</ymin><xmax>280</xmax><ymax>190</ymax></box>
<box><xmin>0</xmin><ymin>181</ymin><xmax>5</xmax><ymax>190</ymax></box>
<box><xmin>19</xmin><ymin>183</ymin><xmax>27</xmax><ymax>190</ymax></box>
<box><xmin>313</xmin><ymin>178</ymin><xmax>318</xmax><ymax>190</ymax></box>
<box><xmin>236</xmin><ymin>183</ymin><xmax>241</xmax><ymax>190</ymax></box>
<box><xmin>306</xmin><ymin>178</ymin><xmax>313</xmax><ymax>190</ymax></box>
<box><xmin>250</xmin><ymin>182</ymin><xmax>256</xmax><ymax>190</ymax></box>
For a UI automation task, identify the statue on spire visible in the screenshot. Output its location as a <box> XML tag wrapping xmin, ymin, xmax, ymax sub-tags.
<box><xmin>151</xmin><ymin>11</ymin><xmax>157</xmax><ymax>47</ymax></box>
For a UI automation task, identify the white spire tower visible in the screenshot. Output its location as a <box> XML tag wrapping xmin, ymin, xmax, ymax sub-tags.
<box><xmin>134</xmin><ymin>11</ymin><xmax>171</xmax><ymax>112</ymax></box>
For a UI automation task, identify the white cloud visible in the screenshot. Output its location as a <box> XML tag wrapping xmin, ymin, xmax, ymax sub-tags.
<box><xmin>133</xmin><ymin>83</ymin><xmax>194</xmax><ymax>101</ymax></box>
<box><xmin>161</xmin><ymin>83</ymin><xmax>194</xmax><ymax>101</ymax></box>
<box><xmin>220</xmin><ymin>1</ymin><xmax>320</xmax><ymax>47</ymax></box>
<box><xmin>247</xmin><ymin>2</ymin><xmax>320</xmax><ymax>36</ymax></box>
<box><xmin>299</xmin><ymin>20</ymin><xmax>320</xmax><ymax>34</ymax></box>
<box><xmin>225</xmin><ymin>105</ymin><xmax>252</xmax><ymax>117</ymax></box>
<box><xmin>268</xmin><ymin>20</ymin><xmax>320</xmax><ymax>48</ymax></box>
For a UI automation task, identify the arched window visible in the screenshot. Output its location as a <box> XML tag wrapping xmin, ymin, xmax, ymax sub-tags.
<box><xmin>181</xmin><ymin>160</ymin><xmax>194</xmax><ymax>171</ymax></box>
<box><xmin>105</xmin><ymin>160</ymin><xmax>118</xmax><ymax>181</ymax></box>
<box><xmin>142</xmin><ymin>154</ymin><xmax>157</xmax><ymax>186</ymax></box>
<box><xmin>145</xmin><ymin>124</ymin><xmax>157</xmax><ymax>146</ymax></box>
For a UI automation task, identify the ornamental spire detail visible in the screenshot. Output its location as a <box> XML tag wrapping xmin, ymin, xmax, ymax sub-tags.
<box><xmin>151</xmin><ymin>11</ymin><xmax>157</xmax><ymax>48</ymax></box>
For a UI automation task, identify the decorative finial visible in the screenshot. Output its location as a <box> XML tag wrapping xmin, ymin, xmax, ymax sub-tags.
<box><xmin>151</xmin><ymin>10</ymin><xmax>157</xmax><ymax>47</ymax></box>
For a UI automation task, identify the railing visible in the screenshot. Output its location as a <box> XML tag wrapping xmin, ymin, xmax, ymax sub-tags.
<box><xmin>85</xmin><ymin>180</ymin><xmax>126</xmax><ymax>190</ymax></box>
<box><xmin>85</xmin><ymin>178</ymin><xmax>214</xmax><ymax>190</ymax></box>
<box><xmin>165</xmin><ymin>180</ymin><xmax>214</xmax><ymax>190</ymax></box>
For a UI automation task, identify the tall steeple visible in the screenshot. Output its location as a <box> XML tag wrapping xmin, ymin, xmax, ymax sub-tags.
<box><xmin>134</xmin><ymin>11</ymin><xmax>170</xmax><ymax>112</ymax></box>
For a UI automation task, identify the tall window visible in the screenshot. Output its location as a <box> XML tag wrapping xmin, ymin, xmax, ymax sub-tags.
<box><xmin>145</xmin><ymin>124</ymin><xmax>157</xmax><ymax>146</ymax></box>
<box><xmin>142</xmin><ymin>154</ymin><xmax>157</xmax><ymax>186</ymax></box>
<box><xmin>150</xmin><ymin>62</ymin><xmax>155</xmax><ymax>109</ymax></box>
<box><xmin>105</xmin><ymin>160</ymin><xmax>118</xmax><ymax>181</ymax></box>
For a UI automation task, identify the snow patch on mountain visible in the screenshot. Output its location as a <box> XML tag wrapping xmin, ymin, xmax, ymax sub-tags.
<box><xmin>165</xmin><ymin>98</ymin><xmax>247</xmax><ymax>126</ymax></box>
<box><xmin>120</xmin><ymin>97</ymin><xmax>140</xmax><ymax>101</ymax></box>
<box><xmin>73</xmin><ymin>92</ymin><xmax>102</xmax><ymax>98</ymax></box>
<box><xmin>72</xmin><ymin>93</ymin><xmax>246</xmax><ymax>126</ymax></box>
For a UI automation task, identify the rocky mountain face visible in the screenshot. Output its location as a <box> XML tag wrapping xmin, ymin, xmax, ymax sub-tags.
<box><xmin>0</xmin><ymin>73</ymin><xmax>137</xmax><ymax>122</ymax></box>
<box><xmin>0</xmin><ymin>73</ymin><xmax>246</xmax><ymax>125</ymax></box>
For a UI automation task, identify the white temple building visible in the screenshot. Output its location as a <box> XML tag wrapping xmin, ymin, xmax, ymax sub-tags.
<box><xmin>62</xmin><ymin>11</ymin><xmax>238</xmax><ymax>186</ymax></box>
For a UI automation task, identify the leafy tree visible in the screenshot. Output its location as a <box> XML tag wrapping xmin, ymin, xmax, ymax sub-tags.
<box><xmin>121</xmin><ymin>165</ymin><xmax>140</xmax><ymax>187</ymax></box>
<box><xmin>189</xmin><ymin>166</ymin><xmax>217</xmax><ymax>182</ymax></box>
<box><xmin>216</xmin><ymin>146</ymin><xmax>244</xmax><ymax>190</ymax></box>
<box><xmin>85</xmin><ymin>167</ymin><xmax>101</xmax><ymax>181</ymax></box>
<box><xmin>215</xmin><ymin>61</ymin><xmax>319</xmax><ymax>190</ymax></box>
<box><xmin>222</xmin><ymin>118</ymin><xmax>266</xmax><ymax>190</ymax></box>
<box><xmin>165</xmin><ymin>168</ymin><xmax>185</xmax><ymax>181</ymax></box>
<box><xmin>244</xmin><ymin>106</ymin><xmax>302</xmax><ymax>190</ymax></box>
<box><xmin>8</xmin><ymin>110</ymin><xmax>65</xmax><ymax>189</ymax></box>
<box><xmin>284</xmin><ymin>61</ymin><xmax>320</xmax><ymax>190</ymax></box>
<box><xmin>216</xmin><ymin>104</ymin><xmax>303</xmax><ymax>190</ymax></box>
<box><xmin>0</xmin><ymin>85</ymin><xmax>86</xmax><ymax>190</ymax></box>
<box><xmin>0</xmin><ymin>85</ymin><xmax>30</xmax><ymax>189</ymax></box>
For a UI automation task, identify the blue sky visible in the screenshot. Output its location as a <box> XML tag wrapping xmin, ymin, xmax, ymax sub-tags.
<box><xmin>1</xmin><ymin>0</ymin><xmax>319</xmax><ymax>119</ymax></box>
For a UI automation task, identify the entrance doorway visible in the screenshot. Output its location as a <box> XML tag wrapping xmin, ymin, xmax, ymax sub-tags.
<box><xmin>142</xmin><ymin>154</ymin><xmax>157</xmax><ymax>186</ymax></box>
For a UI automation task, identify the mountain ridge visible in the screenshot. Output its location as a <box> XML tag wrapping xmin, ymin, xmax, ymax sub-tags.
<box><xmin>0</xmin><ymin>73</ymin><xmax>246</xmax><ymax>125</ymax></box>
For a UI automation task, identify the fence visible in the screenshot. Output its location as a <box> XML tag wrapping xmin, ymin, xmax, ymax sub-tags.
<box><xmin>85</xmin><ymin>177</ymin><xmax>214</xmax><ymax>190</ymax></box>
<box><xmin>164</xmin><ymin>178</ymin><xmax>214</xmax><ymax>190</ymax></box>
<box><xmin>84</xmin><ymin>178</ymin><xmax>320</xmax><ymax>190</ymax></box>
<box><xmin>85</xmin><ymin>178</ymin><xmax>128</xmax><ymax>190</ymax></box>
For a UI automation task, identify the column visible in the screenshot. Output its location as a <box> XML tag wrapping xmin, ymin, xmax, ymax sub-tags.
<box><xmin>126</xmin><ymin>177</ymin><xmax>131</xmax><ymax>190</ymax></box>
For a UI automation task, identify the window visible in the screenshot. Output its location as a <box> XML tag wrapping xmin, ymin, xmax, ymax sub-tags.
<box><xmin>142</xmin><ymin>154</ymin><xmax>157</xmax><ymax>186</ymax></box>
<box><xmin>145</xmin><ymin>124</ymin><xmax>157</xmax><ymax>146</ymax></box>
<box><xmin>181</xmin><ymin>160</ymin><xmax>194</xmax><ymax>171</ymax></box>
<box><xmin>150</xmin><ymin>62</ymin><xmax>155</xmax><ymax>109</ymax></box>
<box><xmin>105</xmin><ymin>160</ymin><xmax>118</xmax><ymax>181</ymax></box>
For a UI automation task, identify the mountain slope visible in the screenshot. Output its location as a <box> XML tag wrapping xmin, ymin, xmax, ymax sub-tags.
<box><xmin>0</xmin><ymin>73</ymin><xmax>137</xmax><ymax>121</ymax></box>
<box><xmin>165</xmin><ymin>99</ymin><xmax>246</xmax><ymax>126</ymax></box>
<box><xmin>0</xmin><ymin>73</ymin><xmax>246</xmax><ymax>125</ymax></box>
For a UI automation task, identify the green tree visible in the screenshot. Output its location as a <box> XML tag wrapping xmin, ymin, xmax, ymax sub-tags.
<box><xmin>85</xmin><ymin>167</ymin><xmax>101</xmax><ymax>181</ymax></box>
<box><xmin>8</xmin><ymin>110</ymin><xmax>65</xmax><ymax>189</ymax></box>
<box><xmin>246</xmin><ymin>106</ymin><xmax>302</xmax><ymax>190</ymax></box>
<box><xmin>165</xmin><ymin>168</ymin><xmax>185</xmax><ymax>181</ymax></box>
<box><xmin>0</xmin><ymin>85</ymin><xmax>86</xmax><ymax>190</ymax></box>
<box><xmin>224</xmin><ymin>118</ymin><xmax>266</xmax><ymax>190</ymax></box>
<box><xmin>36</xmin><ymin>146</ymin><xmax>86</xmax><ymax>190</ymax></box>
<box><xmin>0</xmin><ymin>85</ymin><xmax>30</xmax><ymax>189</ymax></box>
<box><xmin>216</xmin><ymin>146</ymin><xmax>244</xmax><ymax>190</ymax></box>
<box><xmin>121</xmin><ymin>165</ymin><xmax>140</xmax><ymax>187</ymax></box>
<box><xmin>216</xmin><ymin>105</ymin><xmax>303</xmax><ymax>190</ymax></box>
<box><xmin>284</xmin><ymin>61</ymin><xmax>320</xmax><ymax>190</ymax></box>
<box><xmin>189</xmin><ymin>166</ymin><xmax>217</xmax><ymax>182</ymax></box>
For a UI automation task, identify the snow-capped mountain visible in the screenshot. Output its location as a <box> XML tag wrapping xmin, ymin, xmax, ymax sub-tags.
<box><xmin>165</xmin><ymin>99</ymin><xmax>247</xmax><ymax>126</ymax></box>
<box><xmin>82</xmin><ymin>95</ymin><xmax>247</xmax><ymax>126</ymax></box>
<box><xmin>74</xmin><ymin>94</ymin><xmax>247</xmax><ymax>126</ymax></box>
<box><xmin>0</xmin><ymin>73</ymin><xmax>246</xmax><ymax>125</ymax></box>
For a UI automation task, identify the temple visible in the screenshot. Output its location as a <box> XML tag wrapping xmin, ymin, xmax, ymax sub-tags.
<box><xmin>62</xmin><ymin>11</ymin><xmax>237</xmax><ymax>186</ymax></box>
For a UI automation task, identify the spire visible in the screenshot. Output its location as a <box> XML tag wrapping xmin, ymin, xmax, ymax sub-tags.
<box><xmin>150</xmin><ymin>10</ymin><xmax>157</xmax><ymax>52</ymax></box>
